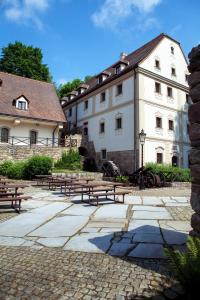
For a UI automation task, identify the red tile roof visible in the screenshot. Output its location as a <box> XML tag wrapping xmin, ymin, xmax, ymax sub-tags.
<box><xmin>63</xmin><ymin>33</ymin><xmax>182</xmax><ymax>107</ymax></box>
<box><xmin>0</xmin><ymin>72</ymin><xmax>66</xmax><ymax>123</ymax></box>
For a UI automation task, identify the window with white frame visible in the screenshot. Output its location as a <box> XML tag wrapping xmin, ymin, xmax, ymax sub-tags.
<box><xmin>155</xmin><ymin>59</ymin><xmax>160</xmax><ymax>69</ymax></box>
<box><xmin>84</xmin><ymin>100</ymin><xmax>88</xmax><ymax>110</ymax></box>
<box><xmin>171</xmin><ymin>46</ymin><xmax>174</xmax><ymax>55</ymax></box>
<box><xmin>116</xmin><ymin>116</ymin><xmax>122</xmax><ymax>130</ymax></box>
<box><xmin>0</xmin><ymin>127</ymin><xmax>9</xmax><ymax>143</ymax></box>
<box><xmin>157</xmin><ymin>153</ymin><xmax>163</xmax><ymax>164</ymax></box>
<box><xmin>171</xmin><ymin>67</ymin><xmax>176</xmax><ymax>77</ymax></box>
<box><xmin>155</xmin><ymin>82</ymin><xmax>161</xmax><ymax>94</ymax></box>
<box><xmin>99</xmin><ymin>120</ymin><xmax>105</xmax><ymax>134</ymax></box>
<box><xmin>167</xmin><ymin>87</ymin><xmax>173</xmax><ymax>98</ymax></box>
<box><xmin>116</xmin><ymin>83</ymin><xmax>123</xmax><ymax>96</ymax></box>
<box><xmin>168</xmin><ymin>120</ymin><xmax>174</xmax><ymax>131</ymax></box>
<box><xmin>16</xmin><ymin>96</ymin><xmax>28</xmax><ymax>110</ymax></box>
<box><xmin>156</xmin><ymin>117</ymin><xmax>162</xmax><ymax>128</ymax></box>
<box><xmin>100</xmin><ymin>92</ymin><xmax>106</xmax><ymax>103</ymax></box>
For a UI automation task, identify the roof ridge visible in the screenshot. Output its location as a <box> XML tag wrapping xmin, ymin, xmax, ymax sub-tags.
<box><xmin>0</xmin><ymin>71</ymin><xmax>53</xmax><ymax>86</ymax></box>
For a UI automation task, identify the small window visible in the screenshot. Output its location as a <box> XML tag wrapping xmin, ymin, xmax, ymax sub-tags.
<box><xmin>17</xmin><ymin>100</ymin><xmax>27</xmax><ymax>110</ymax></box>
<box><xmin>171</xmin><ymin>67</ymin><xmax>176</xmax><ymax>76</ymax></box>
<box><xmin>84</xmin><ymin>100</ymin><xmax>88</xmax><ymax>110</ymax></box>
<box><xmin>116</xmin><ymin>84</ymin><xmax>123</xmax><ymax>95</ymax></box>
<box><xmin>100</xmin><ymin>92</ymin><xmax>106</xmax><ymax>103</ymax></box>
<box><xmin>83</xmin><ymin>127</ymin><xmax>88</xmax><ymax>136</ymax></box>
<box><xmin>186</xmin><ymin>94</ymin><xmax>189</xmax><ymax>104</ymax></box>
<box><xmin>155</xmin><ymin>82</ymin><xmax>161</xmax><ymax>94</ymax></box>
<box><xmin>69</xmin><ymin>108</ymin><xmax>72</xmax><ymax>117</ymax></box>
<box><xmin>155</xmin><ymin>59</ymin><xmax>160</xmax><ymax>69</ymax></box>
<box><xmin>168</xmin><ymin>120</ymin><xmax>174</xmax><ymax>131</ymax></box>
<box><xmin>30</xmin><ymin>130</ymin><xmax>37</xmax><ymax>145</ymax></box>
<box><xmin>167</xmin><ymin>87</ymin><xmax>173</xmax><ymax>98</ymax></box>
<box><xmin>116</xmin><ymin>65</ymin><xmax>121</xmax><ymax>75</ymax></box>
<box><xmin>187</xmin><ymin>124</ymin><xmax>190</xmax><ymax>135</ymax></box>
<box><xmin>99</xmin><ymin>122</ymin><xmax>105</xmax><ymax>134</ymax></box>
<box><xmin>185</xmin><ymin>74</ymin><xmax>189</xmax><ymax>82</ymax></box>
<box><xmin>101</xmin><ymin>149</ymin><xmax>107</xmax><ymax>160</ymax></box>
<box><xmin>157</xmin><ymin>153</ymin><xmax>163</xmax><ymax>164</ymax></box>
<box><xmin>156</xmin><ymin>117</ymin><xmax>162</xmax><ymax>128</ymax></box>
<box><xmin>116</xmin><ymin>117</ymin><xmax>122</xmax><ymax>130</ymax></box>
<box><xmin>171</xmin><ymin>46</ymin><xmax>174</xmax><ymax>55</ymax></box>
<box><xmin>0</xmin><ymin>127</ymin><xmax>9</xmax><ymax>143</ymax></box>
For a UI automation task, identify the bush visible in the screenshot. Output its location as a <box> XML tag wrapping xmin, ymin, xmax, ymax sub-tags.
<box><xmin>165</xmin><ymin>236</ymin><xmax>200</xmax><ymax>299</ymax></box>
<box><xmin>0</xmin><ymin>156</ymin><xmax>53</xmax><ymax>180</ymax></box>
<box><xmin>0</xmin><ymin>160</ymin><xmax>13</xmax><ymax>176</ymax></box>
<box><xmin>6</xmin><ymin>161</ymin><xmax>26</xmax><ymax>180</ymax></box>
<box><xmin>24</xmin><ymin>156</ymin><xmax>53</xmax><ymax>179</ymax></box>
<box><xmin>55</xmin><ymin>150</ymin><xmax>82</xmax><ymax>170</ymax></box>
<box><xmin>116</xmin><ymin>175</ymin><xmax>129</xmax><ymax>183</ymax></box>
<box><xmin>145</xmin><ymin>163</ymin><xmax>191</xmax><ymax>182</ymax></box>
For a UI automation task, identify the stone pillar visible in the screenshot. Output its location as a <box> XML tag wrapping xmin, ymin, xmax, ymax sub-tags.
<box><xmin>188</xmin><ymin>45</ymin><xmax>200</xmax><ymax>237</ymax></box>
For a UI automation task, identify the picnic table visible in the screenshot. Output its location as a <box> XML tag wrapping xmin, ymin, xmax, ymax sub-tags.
<box><xmin>0</xmin><ymin>184</ymin><xmax>31</xmax><ymax>213</ymax></box>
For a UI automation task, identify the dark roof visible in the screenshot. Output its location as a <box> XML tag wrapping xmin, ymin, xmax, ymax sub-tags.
<box><xmin>63</xmin><ymin>33</ymin><xmax>184</xmax><ymax>107</ymax></box>
<box><xmin>0</xmin><ymin>72</ymin><xmax>66</xmax><ymax>123</ymax></box>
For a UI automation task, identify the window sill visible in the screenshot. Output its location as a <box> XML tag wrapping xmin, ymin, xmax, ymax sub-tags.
<box><xmin>115</xmin><ymin>129</ymin><xmax>123</xmax><ymax>135</ymax></box>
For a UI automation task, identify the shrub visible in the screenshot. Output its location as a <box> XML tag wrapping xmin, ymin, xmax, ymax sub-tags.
<box><xmin>6</xmin><ymin>161</ymin><xmax>26</xmax><ymax>180</ymax></box>
<box><xmin>24</xmin><ymin>156</ymin><xmax>53</xmax><ymax>179</ymax></box>
<box><xmin>116</xmin><ymin>175</ymin><xmax>129</xmax><ymax>183</ymax></box>
<box><xmin>145</xmin><ymin>163</ymin><xmax>191</xmax><ymax>182</ymax></box>
<box><xmin>0</xmin><ymin>160</ymin><xmax>13</xmax><ymax>176</ymax></box>
<box><xmin>165</xmin><ymin>236</ymin><xmax>200</xmax><ymax>298</ymax></box>
<box><xmin>55</xmin><ymin>150</ymin><xmax>82</xmax><ymax>170</ymax></box>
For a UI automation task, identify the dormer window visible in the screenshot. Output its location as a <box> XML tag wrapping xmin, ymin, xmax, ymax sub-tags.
<box><xmin>114</xmin><ymin>61</ymin><xmax>129</xmax><ymax>75</ymax></box>
<box><xmin>116</xmin><ymin>65</ymin><xmax>121</xmax><ymax>75</ymax></box>
<box><xmin>77</xmin><ymin>84</ymin><xmax>89</xmax><ymax>95</ymax></box>
<box><xmin>14</xmin><ymin>96</ymin><xmax>28</xmax><ymax>111</ymax></box>
<box><xmin>97</xmin><ymin>71</ymin><xmax>110</xmax><ymax>84</ymax></box>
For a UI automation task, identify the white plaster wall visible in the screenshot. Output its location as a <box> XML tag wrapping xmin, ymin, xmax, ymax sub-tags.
<box><xmin>144</xmin><ymin>140</ymin><xmax>166</xmax><ymax>163</ymax></box>
<box><xmin>77</xmin><ymin>97</ymin><xmax>93</xmax><ymax>120</ymax></box>
<box><xmin>112</xmin><ymin>77</ymin><xmax>134</xmax><ymax>107</ymax></box>
<box><xmin>77</xmin><ymin>103</ymin><xmax>134</xmax><ymax>152</ymax></box>
<box><xmin>95</xmin><ymin>89</ymin><xmax>109</xmax><ymax>112</ymax></box>
<box><xmin>0</xmin><ymin>118</ymin><xmax>58</xmax><ymax>145</ymax></box>
<box><xmin>139</xmin><ymin>36</ymin><xmax>188</xmax><ymax>86</ymax></box>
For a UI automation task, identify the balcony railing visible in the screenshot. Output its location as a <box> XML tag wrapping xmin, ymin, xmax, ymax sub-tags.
<box><xmin>0</xmin><ymin>136</ymin><xmax>77</xmax><ymax>148</ymax></box>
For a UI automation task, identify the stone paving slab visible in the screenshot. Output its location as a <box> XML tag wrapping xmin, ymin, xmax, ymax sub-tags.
<box><xmin>128</xmin><ymin>220</ymin><xmax>160</xmax><ymax>233</ymax></box>
<box><xmin>132</xmin><ymin>233</ymin><xmax>164</xmax><ymax>244</ymax></box>
<box><xmin>120</xmin><ymin>195</ymin><xmax>142</xmax><ymax>205</ymax></box>
<box><xmin>132</xmin><ymin>210</ymin><xmax>173</xmax><ymax>220</ymax></box>
<box><xmin>142</xmin><ymin>197</ymin><xmax>163</xmax><ymax>206</ymax></box>
<box><xmin>0</xmin><ymin>236</ymin><xmax>25</xmax><ymax>246</ymax></box>
<box><xmin>64</xmin><ymin>233</ymin><xmax>112</xmax><ymax>253</ymax></box>
<box><xmin>159</xmin><ymin>221</ymin><xmax>190</xmax><ymax>245</ymax></box>
<box><xmin>29</xmin><ymin>215</ymin><xmax>89</xmax><ymax>237</ymax></box>
<box><xmin>61</xmin><ymin>203</ymin><xmax>97</xmax><ymax>216</ymax></box>
<box><xmin>93</xmin><ymin>204</ymin><xmax>128</xmax><ymax>219</ymax></box>
<box><xmin>30</xmin><ymin>202</ymin><xmax>71</xmax><ymax>216</ymax></box>
<box><xmin>128</xmin><ymin>243</ymin><xmax>165</xmax><ymax>259</ymax></box>
<box><xmin>132</xmin><ymin>205</ymin><xmax>168</xmax><ymax>212</ymax></box>
<box><xmin>21</xmin><ymin>200</ymin><xmax>50</xmax><ymax>210</ymax></box>
<box><xmin>108</xmin><ymin>242</ymin><xmax>134</xmax><ymax>257</ymax></box>
<box><xmin>37</xmin><ymin>237</ymin><xmax>69</xmax><ymax>247</ymax></box>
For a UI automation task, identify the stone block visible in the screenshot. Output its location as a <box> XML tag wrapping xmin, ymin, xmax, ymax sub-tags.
<box><xmin>190</xmin><ymin>164</ymin><xmax>200</xmax><ymax>183</ymax></box>
<box><xmin>189</xmin><ymin>83</ymin><xmax>200</xmax><ymax>102</ymax></box>
<box><xmin>189</xmin><ymin>123</ymin><xmax>200</xmax><ymax>142</ymax></box>
<box><xmin>190</xmin><ymin>183</ymin><xmax>200</xmax><ymax>212</ymax></box>
<box><xmin>191</xmin><ymin>213</ymin><xmax>200</xmax><ymax>232</ymax></box>
<box><xmin>188</xmin><ymin>71</ymin><xmax>200</xmax><ymax>88</ymax></box>
<box><xmin>189</xmin><ymin>149</ymin><xmax>200</xmax><ymax>165</ymax></box>
<box><xmin>188</xmin><ymin>101</ymin><xmax>200</xmax><ymax>123</ymax></box>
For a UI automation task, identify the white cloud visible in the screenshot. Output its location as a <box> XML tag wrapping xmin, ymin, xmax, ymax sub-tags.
<box><xmin>91</xmin><ymin>0</ymin><xmax>161</xmax><ymax>29</ymax></box>
<box><xmin>2</xmin><ymin>0</ymin><xmax>50</xmax><ymax>30</ymax></box>
<box><xmin>57</xmin><ymin>78</ymin><xmax>69</xmax><ymax>85</ymax></box>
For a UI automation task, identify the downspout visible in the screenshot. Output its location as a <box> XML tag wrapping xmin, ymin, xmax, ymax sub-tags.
<box><xmin>75</xmin><ymin>102</ymin><xmax>78</xmax><ymax>128</ymax></box>
<box><xmin>52</xmin><ymin>123</ymin><xmax>59</xmax><ymax>147</ymax></box>
<box><xmin>134</xmin><ymin>67</ymin><xmax>139</xmax><ymax>172</ymax></box>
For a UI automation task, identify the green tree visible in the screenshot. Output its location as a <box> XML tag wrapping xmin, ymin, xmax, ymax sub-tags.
<box><xmin>0</xmin><ymin>41</ymin><xmax>52</xmax><ymax>82</ymax></box>
<box><xmin>57</xmin><ymin>75</ymin><xmax>93</xmax><ymax>99</ymax></box>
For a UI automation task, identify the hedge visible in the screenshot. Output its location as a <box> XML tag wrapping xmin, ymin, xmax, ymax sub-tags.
<box><xmin>145</xmin><ymin>162</ymin><xmax>192</xmax><ymax>182</ymax></box>
<box><xmin>0</xmin><ymin>155</ymin><xmax>53</xmax><ymax>180</ymax></box>
<box><xmin>54</xmin><ymin>149</ymin><xmax>82</xmax><ymax>170</ymax></box>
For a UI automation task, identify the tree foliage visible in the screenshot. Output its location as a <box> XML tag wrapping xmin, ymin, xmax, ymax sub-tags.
<box><xmin>57</xmin><ymin>75</ymin><xmax>94</xmax><ymax>99</ymax></box>
<box><xmin>0</xmin><ymin>41</ymin><xmax>52</xmax><ymax>82</ymax></box>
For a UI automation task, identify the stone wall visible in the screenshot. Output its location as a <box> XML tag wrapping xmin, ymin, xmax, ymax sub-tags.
<box><xmin>188</xmin><ymin>45</ymin><xmax>200</xmax><ymax>237</ymax></box>
<box><xmin>96</xmin><ymin>150</ymin><xmax>134</xmax><ymax>174</ymax></box>
<box><xmin>0</xmin><ymin>144</ymin><xmax>77</xmax><ymax>162</ymax></box>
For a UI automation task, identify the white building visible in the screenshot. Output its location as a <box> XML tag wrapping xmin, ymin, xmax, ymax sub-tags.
<box><xmin>0</xmin><ymin>72</ymin><xmax>66</xmax><ymax>147</ymax></box>
<box><xmin>62</xmin><ymin>33</ymin><xmax>190</xmax><ymax>173</ymax></box>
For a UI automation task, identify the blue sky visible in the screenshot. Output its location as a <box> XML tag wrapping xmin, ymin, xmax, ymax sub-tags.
<box><xmin>0</xmin><ymin>0</ymin><xmax>199</xmax><ymax>85</ymax></box>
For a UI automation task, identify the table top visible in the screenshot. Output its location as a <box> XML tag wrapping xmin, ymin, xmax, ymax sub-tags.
<box><xmin>0</xmin><ymin>184</ymin><xmax>28</xmax><ymax>189</ymax></box>
<box><xmin>80</xmin><ymin>181</ymin><xmax>125</xmax><ymax>187</ymax></box>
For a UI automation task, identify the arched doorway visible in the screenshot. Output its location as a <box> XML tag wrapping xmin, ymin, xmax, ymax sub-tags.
<box><xmin>172</xmin><ymin>155</ymin><xmax>179</xmax><ymax>167</ymax></box>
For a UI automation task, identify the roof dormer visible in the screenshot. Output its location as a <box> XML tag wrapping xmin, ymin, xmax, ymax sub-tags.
<box><xmin>96</xmin><ymin>71</ymin><xmax>111</xmax><ymax>84</ymax></box>
<box><xmin>77</xmin><ymin>84</ymin><xmax>89</xmax><ymax>95</ymax></box>
<box><xmin>13</xmin><ymin>95</ymin><xmax>29</xmax><ymax>111</ymax></box>
<box><xmin>113</xmin><ymin>59</ymin><xmax>129</xmax><ymax>75</ymax></box>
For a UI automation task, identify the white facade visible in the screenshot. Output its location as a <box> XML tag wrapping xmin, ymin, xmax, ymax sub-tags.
<box><xmin>63</xmin><ymin>35</ymin><xmax>190</xmax><ymax>171</ymax></box>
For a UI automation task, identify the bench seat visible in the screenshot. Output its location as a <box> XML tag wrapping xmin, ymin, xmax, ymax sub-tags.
<box><xmin>86</xmin><ymin>191</ymin><xmax>129</xmax><ymax>206</ymax></box>
<box><xmin>0</xmin><ymin>196</ymin><xmax>32</xmax><ymax>213</ymax></box>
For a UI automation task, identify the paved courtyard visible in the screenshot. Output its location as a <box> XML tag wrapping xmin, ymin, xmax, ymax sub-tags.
<box><xmin>0</xmin><ymin>185</ymin><xmax>192</xmax><ymax>299</ymax></box>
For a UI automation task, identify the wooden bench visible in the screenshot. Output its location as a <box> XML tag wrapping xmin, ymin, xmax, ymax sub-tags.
<box><xmin>87</xmin><ymin>191</ymin><xmax>129</xmax><ymax>206</ymax></box>
<box><xmin>0</xmin><ymin>195</ymin><xmax>32</xmax><ymax>213</ymax></box>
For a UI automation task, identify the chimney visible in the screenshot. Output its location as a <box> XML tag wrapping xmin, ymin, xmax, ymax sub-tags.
<box><xmin>120</xmin><ymin>52</ymin><xmax>127</xmax><ymax>60</ymax></box>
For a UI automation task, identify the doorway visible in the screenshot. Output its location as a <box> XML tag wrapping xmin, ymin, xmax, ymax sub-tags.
<box><xmin>172</xmin><ymin>155</ymin><xmax>179</xmax><ymax>167</ymax></box>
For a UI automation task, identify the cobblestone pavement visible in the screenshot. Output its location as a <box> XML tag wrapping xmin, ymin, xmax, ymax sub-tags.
<box><xmin>0</xmin><ymin>246</ymin><xmax>185</xmax><ymax>300</ymax></box>
<box><xmin>0</xmin><ymin>185</ymin><xmax>192</xmax><ymax>299</ymax></box>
